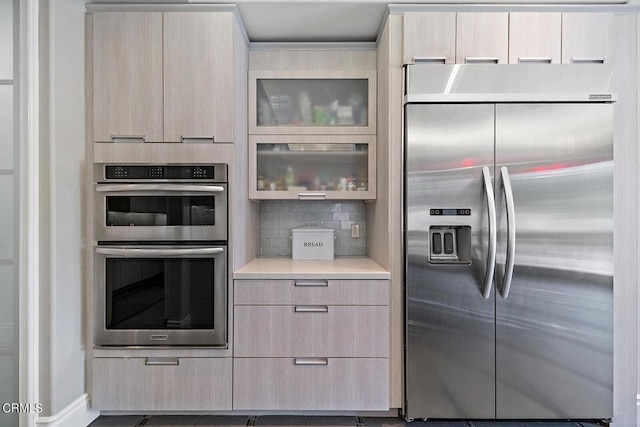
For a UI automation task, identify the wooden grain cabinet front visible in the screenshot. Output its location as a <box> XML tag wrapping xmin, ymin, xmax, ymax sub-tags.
<box><xmin>92</xmin><ymin>12</ymin><xmax>236</xmax><ymax>143</ymax></box>
<box><xmin>92</xmin><ymin>357</ymin><xmax>232</xmax><ymax>410</ymax></box>
<box><xmin>233</xmin><ymin>279</ymin><xmax>390</xmax><ymax>410</ymax></box>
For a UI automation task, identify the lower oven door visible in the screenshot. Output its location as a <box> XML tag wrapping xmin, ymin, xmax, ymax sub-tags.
<box><xmin>94</xmin><ymin>245</ymin><xmax>227</xmax><ymax>347</ymax></box>
<box><xmin>94</xmin><ymin>184</ymin><xmax>227</xmax><ymax>242</ymax></box>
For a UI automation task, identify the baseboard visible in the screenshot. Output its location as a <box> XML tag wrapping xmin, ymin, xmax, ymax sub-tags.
<box><xmin>36</xmin><ymin>394</ymin><xmax>99</xmax><ymax>427</ymax></box>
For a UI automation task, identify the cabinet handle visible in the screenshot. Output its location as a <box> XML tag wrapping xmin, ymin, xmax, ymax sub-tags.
<box><xmin>465</xmin><ymin>57</ymin><xmax>499</xmax><ymax>64</ymax></box>
<box><xmin>571</xmin><ymin>58</ymin><xmax>605</xmax><ymax>64</ymax></box>
<box><xmin>145</xmin><ymin>357</ymin><xmax>179</xmax><ymax>366</ymax></box>
<box><xmin>181</xmin><ymin>136</ymin><xmax>215</xmax><ymax>143</ymax></box>
<box><xmin>294</xmin><ymin>358</ymin><xmax>329</xmax><ymax>366</ymax></box>
<box><xmin>111</xmin><ymin>135</ymin><xmax>146</xmax><ymax>143</ymax></box>
<box><xmin>413</xmin><ymin>56</ymin><xmax>447</xmax><ymax>64</ymax></box>
<box><xmin>518</xmin><ymin>57</ymin><xmax>552</xmax><ymax>64</ymax></box>
<box><xmin>298</xmin><ymin>192</ymin><xmax>327</xmax><ymax>200</ymax></box>
<box><xmin>294</xmin><ymin>305</ymin><xmax>329</xmax><ymax>313</ymax></box>
<box><xmin>295</xmin><ymin>280</ymin><xmax>328</xmax><ymax>287</ymax></box>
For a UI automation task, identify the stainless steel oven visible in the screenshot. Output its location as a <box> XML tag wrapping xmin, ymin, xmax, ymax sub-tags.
<box><xmin>94</xmin><ymin>164</ymin><xmax>227</xmax><ymax>242</ymax></box>
<box><xmin>94</xmin><ymin>245</ymin><xmax>227</xmax><ymax>346</ymax></box>
<box><xmin>93</xmin><ymin>164</ymin><xmax>229</xmax><ymax>347</ymax></box>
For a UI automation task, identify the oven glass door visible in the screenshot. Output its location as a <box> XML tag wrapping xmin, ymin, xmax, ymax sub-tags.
<box><xmin>95</xmin><ymin>184</ymin><xmax>227</xmax><ymax>241</ymax></box>
<box><xmin>95</xmin><ymin>246</ymin><xmax>227</xmax><ymax>346</ymax></box>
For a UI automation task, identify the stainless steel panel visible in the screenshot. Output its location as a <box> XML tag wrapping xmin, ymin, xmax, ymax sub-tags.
<box><xmin>405</xmin><ymin>104</ymin><xmax>496</xmax><ymax>419</ymax></box>
<box><xmin>405</xmin><ymin>64</ymin><xmax>615</xmax><ymax>103</ymax></box>
<box><xmin>495</xmin><ymin>104</ymin><xmax>613</xmax><ymax>418</ymax></box>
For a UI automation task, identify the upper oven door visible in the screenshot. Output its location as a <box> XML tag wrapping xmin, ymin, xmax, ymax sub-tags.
<box><xmin>95</xmin><ymin>183</ymin><xmax>227</xmax><ymax>242</ymax></box>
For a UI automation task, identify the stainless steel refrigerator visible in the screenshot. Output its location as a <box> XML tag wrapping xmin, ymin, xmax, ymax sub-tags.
<box><xmin>404</xmin><ymin>64</ymin><xmax>614</xmax><ymax>420</ymax></box>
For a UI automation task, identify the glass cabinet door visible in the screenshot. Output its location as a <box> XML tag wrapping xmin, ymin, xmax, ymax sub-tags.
<box><xmin>249</xmin><ymin>71</ymin><xmax>376</xmax><ymax>135</ymax></box>
<box><xmin>249</xmin><ymin>135</ymin><xmax>376</xmax><ymax>200</ymax></box>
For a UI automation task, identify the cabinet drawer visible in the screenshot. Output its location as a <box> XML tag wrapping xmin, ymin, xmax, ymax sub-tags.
<box><xmin>234</xmin><ymin>279</ymin><xmax>389</xmax><ymax>306</ymax></box>
<box><xmin>233</xmin><ymin>358</ymin><xmax>389</xmax><ymax>410</ymax></box>
<box><xmin>92</xmin><ymin>357</ymin><xmax>232</xmax><ymax>410</ymax></box>
<box><xmin>234</xmin><ymin>305</ymin><xmax>388</xmax><ymax>357</ymax></box>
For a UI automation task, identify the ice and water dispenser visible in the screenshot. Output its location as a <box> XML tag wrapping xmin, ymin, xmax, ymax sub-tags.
<box><xmin>428</xmin><ymin>209</ymin><xmax>472</xmax><ymax>265</ymax></box>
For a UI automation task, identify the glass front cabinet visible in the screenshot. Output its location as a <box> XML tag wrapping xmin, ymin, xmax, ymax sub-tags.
<box><xmin>248</xmin><ymin>71</ymin><xmax>376</xmax><ymax>135</ymax></box>
<box><xmin>248</xmin><ymin>71</ymin><xmax>377</xmax><ymax>200</ymax></box>
<box><xmin>249</xmin><ymin>135</ymin><xmax>376</xmax><ymax>200</ymax></box>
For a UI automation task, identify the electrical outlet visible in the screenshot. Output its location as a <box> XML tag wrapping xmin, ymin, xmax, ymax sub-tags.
<box><xmin>351</xmin><ymin>224</ymin><xmax>360</xmax><ymax>238</ymax></box>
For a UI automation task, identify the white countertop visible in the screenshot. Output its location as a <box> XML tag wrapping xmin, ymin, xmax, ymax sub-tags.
<box><xmin>233</xmin><ymin>257</ymin><xmax>390</xmax><ymax>280</ymax></box>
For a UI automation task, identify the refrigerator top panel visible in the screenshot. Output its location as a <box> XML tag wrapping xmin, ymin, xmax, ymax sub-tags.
<box><xmin>405</xmin><ymin>64</ymin><xmax>615</xmax><ymax>104</ymax></box>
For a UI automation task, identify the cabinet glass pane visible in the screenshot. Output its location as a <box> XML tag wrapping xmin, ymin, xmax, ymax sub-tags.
<box><xmin>0</xmin><ymin>86</ymin><xmax>13</xmax><ymax>169</ymax></box>
<box><xmin>256</xmin><ymin>143</ymin><xmax>368</xmax><ymax>192</ymax></box>
<box><xmin>0</xmin><ymin>0</ymin><xmax>12</xmax><ymax>79</ymax></box>
<box><xmin>257</xmin><ymin>79</ymin><xmax>368</xmax><ymax>127</ymax></box>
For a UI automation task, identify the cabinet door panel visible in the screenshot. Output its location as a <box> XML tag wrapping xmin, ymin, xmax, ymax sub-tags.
<box><xmin>562</xmin><ymin>13</ymin><xmax>613</xmax><ymax>64</ymax></box>
<box><xmin>93</xmin><ymin>12</ymin><xmax>163</xmax><ymax>142</ymax></box>
<box><xmin>403</xmin><ymin>12</ymin><xmax>456</xmax><ymax>65</ymax></box>
<box><xmin>234</xmin><ymin>305</ymin><xmax>389</xmax><ymax>358</ymax></box>
<box><xmin>92</xmin><ymin>357</ymin><xmax>232</xmax><ymax>410</ymax></box>
<box><xmin>164</xmin><ymin>13</ymin><xmax>234</xmax><ymax>143</ymax></box>
<box><xmin>234</xmin><ymin>279</ymin><xmax>389</xmax><ymax>306</ymax></box>
<box><xmin>509</xmin><ymin>12</ymin><xmax>561</xmax><ymax>64</ymax></box>
<box><xmin>233</xmin><ymin>358</ymin><xmax>389</xmax><ymax>410</ymax></box>
<box><xmin>456</xmin><ymin>13</ymin><xmax>508</xmax><ymax>64</ymax></box>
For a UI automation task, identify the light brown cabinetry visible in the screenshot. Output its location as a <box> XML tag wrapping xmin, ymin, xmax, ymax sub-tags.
<box><xmin>233</xmin><ymin>278</ymin><xmax>390</xmax><ymax>410</ymax></box>
<box><xmin>92</xmin><ymin>357</ymin><xmax>232</xmax><ymax>410</ymax></box>
<box><xmin>402</xmin><ymin>12</ymin><xmax>456</xmax><ymax>65</ymax></box>
<box><xmin>561</xmin><ymin>13</ymin><xmax>613</xmax><ymax>64</ymax></box>
<box><xmin>509</xmin><ymin>12</ymin><xmax>561</xmax><ymax>64</ymax></box>
<box><xmin>456</xmin><ymin>13</ymin><xmax>509</xmax><ymax>64</ymax></box>
<box><xmin>92</xmin><ymin>12</ymin><xmax>236</xmax><ymax>143</ymax></box>
<box><xmin>92</xmin><ymin>12</ymin><xmax>163</xmax><ymax>142</ymax></box>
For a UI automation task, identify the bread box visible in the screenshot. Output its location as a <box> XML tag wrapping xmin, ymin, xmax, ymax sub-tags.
<box><xmin>291</xmin><ymin>226</ymin><xmax>335</xmax><ymax>260</ymax></box>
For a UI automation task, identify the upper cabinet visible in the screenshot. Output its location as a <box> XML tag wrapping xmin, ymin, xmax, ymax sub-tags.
<box><xmin>509</xmin><ymin>13</ymin><xmax>561</xmax><ymax>64</ymax></box>
<box><xmin>402</xmin><ymin>11</ymin><xmax>612</xmax><ymax>66</ymax></box>
<box><xmin>93</xmin><ymin>12</ymin><xmax>164</xmax><ymax>143</ymax></box>
<box><xmin>248</xmin><ymin>71</ymin><xmax>376</xmax><ymax>135</ymax></box>
<box><xmin>92</xmin><ymin>12</ymin><xmax>237</xmax><ymax>143</ymax></box>
<box><xmin>456</xmin><ymin>13</ymin><xmax>509</xmax><ymax>64</ymax></box>
<box><xmin>561</xmin><ymin>13</ymin><xmax>613</xmax><ymax>64</ymax></box>
<box><xmin>403</xmin><ymin>12</ymin><xmax>456</xmax><ymax>65</ymax></box>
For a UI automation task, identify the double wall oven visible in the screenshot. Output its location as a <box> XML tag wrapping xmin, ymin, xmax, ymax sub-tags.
<box><xmin>94</xmin><ymin>164</ymin><xmax>228</xmax><ymax>347</ymax></box>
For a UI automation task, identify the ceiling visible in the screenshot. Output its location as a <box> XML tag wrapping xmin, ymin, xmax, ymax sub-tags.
<box><xmin>87</xmin><ymin>0</ymin><xmax>636</xmax><ymax>43</ymax></box>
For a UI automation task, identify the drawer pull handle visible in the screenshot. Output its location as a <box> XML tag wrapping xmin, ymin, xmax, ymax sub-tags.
<box><xmin>181</xmin><ymin>136</ymin><xmax>215</xmax><ymax>143</ymax></box>
<box><xmin>298</xmin><ymin>192</ymin><xmax>327</xmax><ymax>200</ymax></box>
<box><xmin>413</xmin><ymin>56</ymin><xmax>446</xmax><ymax>64</ymax></box>
<box><xmin>465</xmin><ymin>57</ymin><xmax>499</xmax><ymax>64</ymax></box>
<box><xmin>294</xmin><ymin>358</ymin><xmax>329</xmax><ymax>366</ymax></box>
<box><xmin>294</xmin><ymin>305</ymin><xmax>329</xmax><ymax>313</ymax></box>
<box><xmin>571</xmin><ymin>58</ymin><xmax>605</xmax><ymax>64</ymax></box>
<box><xmin>295</xmin><ymin>280</ymin><xmax>328</xmax><ymax>287</ymax></box>
<box><xmin>111</xmin><ymin>135</ymin><xmax>146</xmax><ymax>143</ymax></box>
<box><xmin>518</xmin><ymin>57</ymin><xmax>552</xmax><ymax>64</ymax></box>
<box><xmin>145</xmin><ymin>357</ymin><xmax>179</xmax><ymax>366</ymax></box>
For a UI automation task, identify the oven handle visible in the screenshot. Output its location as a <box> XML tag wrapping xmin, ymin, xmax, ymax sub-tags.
<box><xmin>95</xmin><ymin>247</ymin><xmax>225</xmax><ymax>257</ymax></box>
<box><xmin>95</xmin><ymin>184</ymin><xmax>226</xmax><ymax>193</ymax></box>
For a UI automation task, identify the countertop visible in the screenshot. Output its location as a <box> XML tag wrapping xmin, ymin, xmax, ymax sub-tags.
<box><xmin>233</xmin><ymin>257</ymin><xmax>390</xmax><ymax>280</ymax></box>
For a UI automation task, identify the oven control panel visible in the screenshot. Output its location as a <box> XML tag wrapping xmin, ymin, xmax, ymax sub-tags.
<box><xmin>102</xmin><ymin>165</ymin><xmax>225</xmax><ymax>182</ymax></box>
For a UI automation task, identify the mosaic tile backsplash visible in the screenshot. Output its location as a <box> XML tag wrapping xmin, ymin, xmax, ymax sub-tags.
<box><xmin>260</xmin><ymin>201</ymin><xmax>367</xmax><ymax>257</ymax></box>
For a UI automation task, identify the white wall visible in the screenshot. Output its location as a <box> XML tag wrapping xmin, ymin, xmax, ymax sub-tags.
<box><xmin>38</xmin><ymin>0</ymin><xmax>87</xmax><ymax>417</ymax></box>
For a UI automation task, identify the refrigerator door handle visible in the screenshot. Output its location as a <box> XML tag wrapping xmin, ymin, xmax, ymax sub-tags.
<box><xmin>500</xmin><ymin>166</ymin><xmax>516</xmax><ymax>299</ymax></box>
<box><xmin>482</xmin><ymin>166</ymin><xmax>497</xmax><ymax>299</ymax></box>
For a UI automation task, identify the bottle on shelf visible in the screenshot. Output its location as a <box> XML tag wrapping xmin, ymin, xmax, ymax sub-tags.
<box><xmin>285</xmin><ymin>166</ymin><xmax>295</xmax><ymax>190</ymax></box>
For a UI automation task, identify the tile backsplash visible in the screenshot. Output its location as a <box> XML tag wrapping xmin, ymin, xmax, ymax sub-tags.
<box><xmin>261</xmin><ymin>201</ymin><xmax>366</xmax><ymax>257</ymax></box>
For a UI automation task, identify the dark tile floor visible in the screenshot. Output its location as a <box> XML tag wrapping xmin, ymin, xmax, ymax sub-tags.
<box><xmin>89</xmin><ymin>416</ymin><xmax>603</xmax><ymax>427</ymax></box>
